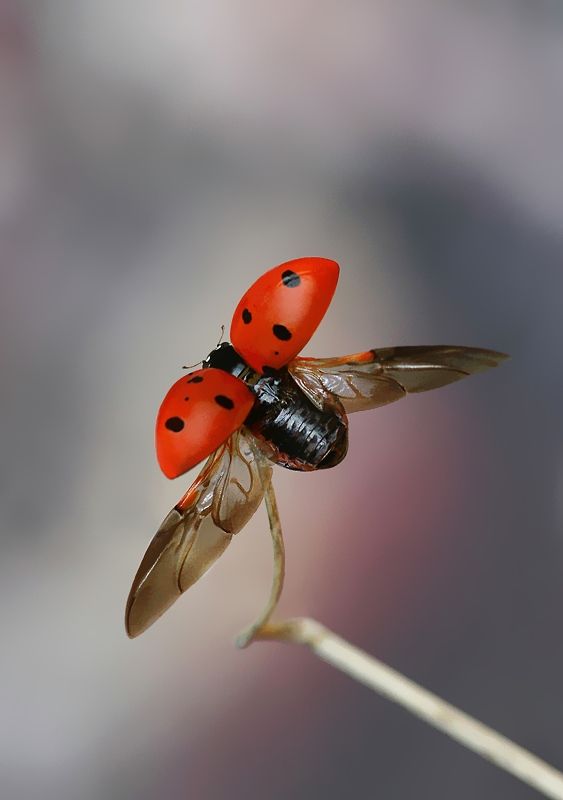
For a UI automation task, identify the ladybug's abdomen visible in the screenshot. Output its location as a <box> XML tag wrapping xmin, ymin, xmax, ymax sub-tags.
<box><xmin>244</xmin><ymin>370</ymin><xmax>348</xmax><ymax>471</ymax></box>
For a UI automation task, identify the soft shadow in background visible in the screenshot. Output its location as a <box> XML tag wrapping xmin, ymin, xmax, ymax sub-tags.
<box><xmin>1</xmin><ymin>3</ymin><xmax>562</xmax><ymax>799</ymax></box>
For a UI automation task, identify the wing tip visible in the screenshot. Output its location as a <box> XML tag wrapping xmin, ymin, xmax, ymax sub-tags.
<box><xmin>125</xmin><ymin>624</ymin><xmax>138</xmax><ymax>639</ymax></box>
<box><xmin>414</xmin><ymin>345</ymin><xmax>510</xmax><ymax>371</ymax></box>
<box><xmin>469</xmin><ymin>347</ymin><xmax>509</xmax><ymax>359</ymax></box>
<box><xmin>125</xmin><ymin>602</ymin><xmax>156</xmax><ymax>639</ymax></box>
<box><xmin>124</xmin><ymin>597</ymin><xmax>143</xmax><ymax>638</ymax></box>
<box><xmin>464</xmin><ymin>347</ymin><xmax>510</xmax><ymax>370</ymax></box>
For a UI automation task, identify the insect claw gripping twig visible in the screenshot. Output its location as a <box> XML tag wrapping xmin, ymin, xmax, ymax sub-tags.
<box><xmin>241</xmin><ymin>481</ymin><xmax>563</xmax><ymax>800</ymax></box>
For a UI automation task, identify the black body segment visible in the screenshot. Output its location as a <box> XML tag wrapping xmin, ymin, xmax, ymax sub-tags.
<box><xmin>244</xmin><ymin>368</ymin><xmax>348</xmax><ymax>471</ymax></box>
<box><xmin>204</xmin><ymin>342</ymin><xmax>250</xmax><ymax>379</ymax></box>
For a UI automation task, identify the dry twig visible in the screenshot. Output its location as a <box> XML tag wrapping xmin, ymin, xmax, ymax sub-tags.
<box><xmin>238</xmin><ymin>472</ymin><xmax>563</xmax><ymax>800</ymax></box>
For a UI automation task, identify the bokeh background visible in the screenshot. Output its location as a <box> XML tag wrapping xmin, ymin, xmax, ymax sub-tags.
<box><xmin>2</xmin><ymin>2</ymin><xmax>563</xmax><ymax>798</ymax></box>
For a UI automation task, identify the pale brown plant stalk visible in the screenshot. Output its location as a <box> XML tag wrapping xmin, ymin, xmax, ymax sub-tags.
<box><xmin>238</xmin><ymin>470</ymin><xmax>563</xmax><ymax>800</ymax></box>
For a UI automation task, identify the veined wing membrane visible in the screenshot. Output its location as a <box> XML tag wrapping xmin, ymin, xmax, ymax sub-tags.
<box><xmin>290</xmin><ymin>346</ymin><xmax>508</xmax><ymax>413</ymax></box>
<box><xmin>125</xmin><ymin>428</ymin><xmax>271</xmax><ymax>638</ymax></box>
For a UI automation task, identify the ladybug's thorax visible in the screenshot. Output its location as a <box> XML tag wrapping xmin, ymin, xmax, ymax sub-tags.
<box><xmin>203</xmin><ymin>342</ymin><xmax>256</xmax><ymax>381</ymax></box>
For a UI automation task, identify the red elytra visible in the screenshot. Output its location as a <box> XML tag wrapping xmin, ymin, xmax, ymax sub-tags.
<box><xmin>156</xmin><ymin>368</ymin><xmax>254</xmax><ymax>478</ymax></box>
<box><xmin>231</xmin><ymin>256</ymin><xmax>339</xmax><ymax>374</ymax></box>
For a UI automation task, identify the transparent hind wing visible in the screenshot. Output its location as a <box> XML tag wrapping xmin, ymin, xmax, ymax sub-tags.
<box><xmin>125</xmin><ymin>429</ymin><xmax>271</xmax><ymax>638</ymax></box>
<box><xmin>290</xmin><ymin>346</ymin><xmax>508</xmax><ymax>413</ymax></box>
<box><xmin>211</xmin><ymin>427</ymin><xmax>272</xmax><ymax>532</ymax></box>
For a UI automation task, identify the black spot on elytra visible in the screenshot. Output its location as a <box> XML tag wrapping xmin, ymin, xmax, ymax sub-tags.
<box><xmin>274</xmin><ymin>351</ymin><xmax>279</xmax><ymax>356</ymax></box>
<box><xmin>187</xmin><ymin>375</ymin><xmax>203</xmax><ymax>383</ymax></box>
<box><xmin>184</xmin><ymin>396</ymin><xmax>189</xmax><ymax>401</ymax></box>
<box><xmin>273</xmin><ymin>324</ymin><xmax>292</xmax><ymax>341</ymax></box>
<box><xmin>281</xmin><ymin>269</ymin><xmax>301</xmax><ymax>288</ymax></box>
<box><xmin>242</xmin><ymin>308</ymin><xmax>252</xmax><ymax>324</ymax></box>
<box><xmin>165</xmin><ymin>416</ymin><xmax>184</xmax><ymax>433</ymax></box>
<box><xmin>215</xmin><ymin>394</ymin><xmax>234</xmax><ymax>410</ymax></box>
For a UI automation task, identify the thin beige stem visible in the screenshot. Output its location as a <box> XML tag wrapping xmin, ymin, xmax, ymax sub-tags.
<box><xmin>242</xmin><ymin>480</ymin><xmax>563</xmax><ymax>800</ymax></box>
<box><xmin>255</xmin><ymin>619</ymin><xmax>563</xmax><ymax>800</ymax></box>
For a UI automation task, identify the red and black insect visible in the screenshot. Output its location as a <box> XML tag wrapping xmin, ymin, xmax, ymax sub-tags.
<box><xmin>126</xmin><ymin>257</ymin><xmax>506</xmax><ymax>637</ymax></box>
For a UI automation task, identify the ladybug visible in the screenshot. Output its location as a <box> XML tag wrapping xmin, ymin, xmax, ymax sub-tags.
<box><xmin>126</xmin><ymin>256</ymin><xmax>507</xmax><ymax>637</ymax></box>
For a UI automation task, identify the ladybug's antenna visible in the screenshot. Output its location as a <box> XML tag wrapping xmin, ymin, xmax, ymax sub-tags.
<box><xmin>182</xmin><ymin>325</ymin><xmax>226</xmax><ymax>370</ymax></box>
<box><xmin>181</xmin><ymin>359</ymin><xmax>202</xmax><ymax>370</ymax></box>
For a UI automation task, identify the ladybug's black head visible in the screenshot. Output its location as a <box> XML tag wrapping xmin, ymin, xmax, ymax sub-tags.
<box><xmin>203</xmin><ymin>342</ymin><xmax>249</xmax><ymax>378</ymax></box>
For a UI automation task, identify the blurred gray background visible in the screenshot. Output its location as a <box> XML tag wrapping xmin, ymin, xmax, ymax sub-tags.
<box><xmin>1</xmin><ymin>2</ymin><xmax>563</xmax><ymax>798</ymax></box>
